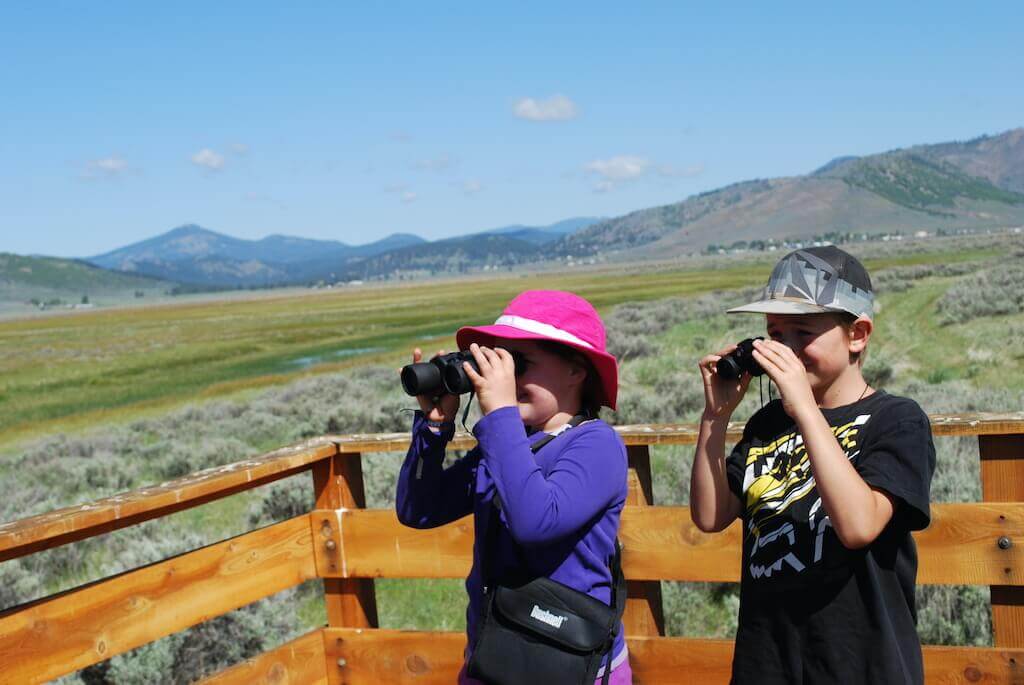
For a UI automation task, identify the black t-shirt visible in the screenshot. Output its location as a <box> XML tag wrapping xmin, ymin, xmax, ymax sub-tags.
<box><xmin>725</xmin><ymin>391</ymin><xmax>935</xmax><ymax>685</ymax></box>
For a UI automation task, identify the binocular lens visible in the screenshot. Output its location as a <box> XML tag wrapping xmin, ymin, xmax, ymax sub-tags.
<box><xmin>443</xmin><ymin>361</ymin><xmax>476</xmax><ymax>396</ymax></box>
<box><xmin>399</xmin><ymin>349</ymin><xmax>527</xmax><ymax>397</ymax></box>
<box><xmin>401</xmin><ymin>362</ymin><xmax>442</xmax><ymax>396</ymax></box>
<box><xmin>714</xmin><ymin>337</ymin><xmax>765</xmax><ymax>380</ymax></box>
<box><xmin>715</xmin><ymin>356</ymin><xmax>744</xmax><ymax>380</ymax></box>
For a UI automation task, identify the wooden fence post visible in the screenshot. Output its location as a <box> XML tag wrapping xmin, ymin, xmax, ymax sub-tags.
<box><xmin>623</xmin><ymin>444</ymin><xmax>666</xmax><ymax>636</ymax></box>
<box><xmin>312</xmin><ymin>452</ymin><xmax>379</xmax><ymax>629</ymax></box>
<box><xmin>979</xmin><ymin>433</ymin><xmax>1024</xmax><ymax>648</ymax></box>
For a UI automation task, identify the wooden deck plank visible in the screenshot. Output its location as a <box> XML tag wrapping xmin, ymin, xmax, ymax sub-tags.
<box><xmin>319</xmin><ymin>628</ymin><xmax>1024</xmax><ymax>684</ymax></box>
<box><xmin>334</xmin><ymin>502</ymin><xmax>1024</xmax><ymax>586</ymax></box>
<box><xmin>0</xmin><ymin>440</ymin><xmax>336</xmax><ymax>563</ymax></box>
<box><xmin>0</xmin><ymin>515</ymin><xmax>317</xmax><ymax>685</ymax></box>
<box><xmin>2</xmin><ymin>414</ymin><xmax>1019</xmax><ymax>565</ymax></box>
<box><xmin>198</xmin><ymin>628</ymin><xmax>329</xmax><ymax>685</ymax></box>
<box><xmin>328</xmin><ymin>413</ymin><xmax>1024</xmax><ymax>453</ymax></box>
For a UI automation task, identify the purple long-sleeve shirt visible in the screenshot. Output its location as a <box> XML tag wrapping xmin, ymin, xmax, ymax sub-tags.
<box><xmin>395</xmin><ymin>406</ymin><xmax>628</xmax><ymax>661</ymax></box>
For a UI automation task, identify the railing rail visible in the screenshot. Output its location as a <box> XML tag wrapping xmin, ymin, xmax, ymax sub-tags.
<box><xmin>1</xmin><ymin>412</ymin><xmax>1022</xmax><ymax>684</ymax></box>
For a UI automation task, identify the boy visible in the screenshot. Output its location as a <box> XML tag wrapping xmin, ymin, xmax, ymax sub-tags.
<box><xmin>690</xmin><ymin>246</ymin><xmax>935</xmax><ymax>684</ymax></box>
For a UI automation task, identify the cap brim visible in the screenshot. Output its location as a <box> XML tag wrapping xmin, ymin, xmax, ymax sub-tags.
<box><xmin>456</xmin><ymin>324</ymin><xmax>619</xmax><ymax>410</ymax></box>
<box><xmin>727</xmin><ymin>299</ymin><xmax>833</xmax><ymax>315</ymax></box>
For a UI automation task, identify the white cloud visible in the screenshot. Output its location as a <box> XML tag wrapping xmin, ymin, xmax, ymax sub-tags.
<box><xmin>402</xmin><ymin>191</ymin><xmax>417</xmax><ymax>203</ymax></box>
<box><xmin>586</xmin><ymin>155</ymin><xmax>649</xmax><ymax>181</ymax></box>
<box><xmin>584</xmin><ymin>155</ymin><xmax>704</xmax><ymax>192</ymax></box>
<box><xmin>462</xmin><ymin>179</ymin><xmax>483</xmax><ymax>195</ymax></box>
<box><xmin>82</xmin><ymin>155</ymin><xmax>130</xmax><ymax>179</ymax></box>
<box><xmin>191</xmin><ymin>148</ymin><xmax>225</xmax><ymax>171</ymax></box>
<box><xmin>415</xmin><ymin>154</ymin><xmax>455</xmax><ymax>173</ymax></box>
<box><xmin>513</xmin><ymin>95</ymin><xmax>579</xmax><ymax>122</ymax></box>
<box><xmin>229</xmin><ymin>143</ymin><xmax>249</xmax><ymax>155</ymax></box>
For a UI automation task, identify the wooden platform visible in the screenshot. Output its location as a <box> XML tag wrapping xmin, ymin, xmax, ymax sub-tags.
<box><xmin>1</xmin><ymin>413</ymin><xmax>1022</xmax><ymax>684</ymax></box>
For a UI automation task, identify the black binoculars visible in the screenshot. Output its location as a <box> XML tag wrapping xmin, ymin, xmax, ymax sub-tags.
<box><xmin>401</xmin><ymin>350</ymin><xmax>527</xmax><ymax>397</ymax></box>
<box><xmin>715</xmin><ymin>337</ymin><xmax>766</xmax><ymax>380</ymax></box>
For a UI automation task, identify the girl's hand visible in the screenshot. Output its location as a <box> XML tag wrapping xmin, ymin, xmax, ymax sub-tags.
<box><xmin>699</xmin><ymin>345</ymin><xmax>752</xmax><ymax>420</ymax></box>
<box><xmin>463</xmin><ymin>343</ymin><xmax>518</xmax><ymax>415</ymax></box>
<box><xmin>407</xmin><ymin>348</ymin><xmax>460</xmax><ymax>423</ymax></box>
<box><xmin>751</xmin><ymin>339</ymin><xmax>817</xmax><ymax>418</ymax></box>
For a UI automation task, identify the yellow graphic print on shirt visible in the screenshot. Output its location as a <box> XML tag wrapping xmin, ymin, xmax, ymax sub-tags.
<box><xmin>740</xmin><ymin>414</ymin><xmax>871</xmax><ymax>581</ymax></box>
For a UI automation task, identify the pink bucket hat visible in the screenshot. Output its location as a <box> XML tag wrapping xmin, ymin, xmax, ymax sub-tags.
<box><xmin>456</xmin><ymin>290</ymin><xmax>619</xmax><ymax>410</ymax></box>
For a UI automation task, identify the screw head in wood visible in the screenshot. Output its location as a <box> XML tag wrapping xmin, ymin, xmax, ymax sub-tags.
<box><xmin>998</xmin><ymin>536</ymin><xmax>1012</xmax><ymax>550</ymax></box>
<box><xmin>325</xmin><ymin>539</ymin><xmax>337</xmax><ymax>551</ymax></box>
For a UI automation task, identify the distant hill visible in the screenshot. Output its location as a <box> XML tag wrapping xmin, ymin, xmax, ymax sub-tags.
<box><xmin>477</xmin><ymin>217</ymin><xmax>604</xmax><ymax>245</ymax></box>
<box><xmin>1</xmin><ymin>253</ymin><xmax>166</xmax><ymax>290</ymax></box>
<box><xmin>87</xmin><ymin>225</ymin><xmax>427</xmax><ymax>287</ymax></box>
<box><xmin>331</xmin><ymin>234</ymin><xmax>548</xmax><ymax>280</ymax></box>
<box><xmin>82</xmin><ymin>219</ymin><xmax>599</xmax><ymax>287</ymax></box>
<box><xmin>555</xmin><ymin>127</ymin><xmax>1024</xmax><ymax>257</ymax></box>
<box><xmin>0</xmin><ymin>253</ymin><xmax>172</xmax><ymax>312</ymax></box>
<box><xmin>51</xmin><ymin>128</ymin><xmax>1024</xmax><ymax>285</ymax></box>
<box><xmin>914</xmin><ymin>128</ymin><xmax>1024</xmax><ymax>194</ymax></box>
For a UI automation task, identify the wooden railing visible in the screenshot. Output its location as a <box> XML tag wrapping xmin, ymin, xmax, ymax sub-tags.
<box><xmin>1</xmin><ymin>413</ymin><xmax>1023</xmax><ymax>684</ymax></box>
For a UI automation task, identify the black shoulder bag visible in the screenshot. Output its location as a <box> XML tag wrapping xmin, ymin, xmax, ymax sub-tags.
<box><xmin>466</xmin><ymin>416</ymin><xmax>627</xmax><ymax>685</ymax></box>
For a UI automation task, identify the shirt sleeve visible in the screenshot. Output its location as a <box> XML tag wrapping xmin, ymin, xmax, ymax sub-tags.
<box><xmin>395</xmin><ymin>411</ymin><xmax>476</xmax><ymax>529</ymax></box>
<box><xmin>854</xmin><ymin>398</ymin><xmax>935</xmax><ymax>532</ymax></box>
<box><xmin>473</xmin><ymin>407</ymin><xmax>627</xmax><ymax>547</ymax></box>
<box><xmin>725</xmin><ymin>404</ymin><xmax>776</xmax><ymax>502</ymax></box>
<box><xmin>726</xmin><ymin>434</ymin><xmax>751</xmax><ymax>501</ymax></box>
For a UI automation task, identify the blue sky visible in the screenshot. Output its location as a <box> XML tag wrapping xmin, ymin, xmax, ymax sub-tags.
<box><xmin>2</xmin><ymin>1</ymin><xmax>1022</xmax><ymax>257</ymax></box>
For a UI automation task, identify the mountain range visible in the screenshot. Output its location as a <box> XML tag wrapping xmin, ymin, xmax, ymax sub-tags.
<box><xmin>556</xmin><ymin>128</ymin><xmax>1024</xmax><ymax>258</ymax></box>
<box><xmin>84</xmin><ymin>218</ymin><xmax>600</xmax><ymax>287</ymax></box>
<box><xmin>8</xmin><ymin>127</ymin><xmax>1024</xmax><ymax>294</ymax></box>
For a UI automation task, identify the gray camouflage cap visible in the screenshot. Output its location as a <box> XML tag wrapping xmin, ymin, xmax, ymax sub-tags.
<box><xmin>728</xmin><ymin>246</ymin><xmax>874</xmax><ymax>319</ymax></box>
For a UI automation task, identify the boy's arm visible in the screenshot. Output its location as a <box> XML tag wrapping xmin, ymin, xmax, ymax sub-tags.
<box><xmin>791</xmin><ymin>407</ymin><xmax>895</xmax><ymax>548</ymax></box>
<box><xmin>690</xmin><ymin>351</ymin><xmax>749</xmax><ymax>533</ymax></box>
<box><xmin>752</xmin><ymin>339</ymin><xmax>894</xmax><ymax>548</ymax></box>
<box><xmin>690</xmin><ymin>414</ymin><xmax>743</xmax><ymax>532</ymax></box>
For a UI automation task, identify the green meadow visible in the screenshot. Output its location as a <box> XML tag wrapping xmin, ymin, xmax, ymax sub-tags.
<box><xmin>0</xmin><ymin>240</ymin><xmax>1005</xmax><ymax>451</ymax></box>
<box><xmin>3</xmin><ymin>235</ymin><xmax>1024</xmax><ymax>682</ymax></box>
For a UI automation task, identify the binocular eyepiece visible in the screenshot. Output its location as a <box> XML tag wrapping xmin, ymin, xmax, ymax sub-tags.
<box><xmin>715</xmin><ymin>337</ymin><xmax>765</xmax><ymax>380</ymax></box>
<box><xmin>401</xmin><ymin>350</ymin><xmax>527</xmax><ymax>397</ymax></box>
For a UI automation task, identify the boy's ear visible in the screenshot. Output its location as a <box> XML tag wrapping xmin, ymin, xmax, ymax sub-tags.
<box><xmin>848</xmin><ymin>316</ymin><xmax>873</xmax><ymax>354</ymax></box>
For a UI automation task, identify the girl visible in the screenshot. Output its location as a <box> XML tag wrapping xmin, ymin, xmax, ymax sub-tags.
<box><xmin>396</xmin><ymin>290</ymin><xmax>631</xmax><ymax>684</ymax></box>
<box><xmin>690</xmin><ymin>246</ymin><xmax>935</xmax><ymax>684</ymax></box>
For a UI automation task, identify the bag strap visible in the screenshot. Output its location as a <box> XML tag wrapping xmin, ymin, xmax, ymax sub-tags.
<box><xmin>479</xmin><ymin>413</ymin><xmax>628</xmax><ymax>682</ymax></box>
<box><xmin>599</xmin><ymin>539</ymin><xmax>627</xmax><ymax>685</ymax></box>
<box><xmin>480</xmin><ymin>414</ymin><xmax>587</xmax><ymax>588</ymax></box>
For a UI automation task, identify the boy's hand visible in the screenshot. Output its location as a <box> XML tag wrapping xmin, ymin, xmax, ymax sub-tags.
<box><xmin>463</xmin><ymin>343</ymin><xmax>518</xmax><ymax>415</ymax></box>
<box><xmin>699</xmin><ymin>345</ymin><xmax>752</xmax><ymax>420</ymax></box>
<box><xmin>406</xmin><ymin>348</ymin><xmax>460</xmax><ymax>423</ymax></box>
<box><xmin>751</xmin><ymin>339</ymin><xmax>817</xmax><ymax>418</ymax></box>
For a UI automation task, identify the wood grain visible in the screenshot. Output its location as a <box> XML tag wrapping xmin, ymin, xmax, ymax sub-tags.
<box><xmin>0</xmin><ymin>515</ymin><xmax>317</xmax><ymax>684</ymax></box>
<box><xmin>198</xmin><ymin>628</ymin><xmax>329</xmax><ymax>685</ymax></box>
<box><xmin>623</xmin><ymin>444</ymin><xmax>666</xmax><ymax>637</ymax></box>
<box><xmin>327</xmin><ymin>413</ymin><xmax>1024</xmax><ymax>453</ymax></box>
<box><xmin>0</xmin><ymin>440</ymin><xmax>336</xmax><ymax>563</ymax></box>
<box><xmin>334</xmin><ymin>503</ymin><xmax>1024</xmax><ymax>586</ymax></box>
<box><xmin>318</xmin><ymin>628</ymin><xmax>1024</xmax><ymax>685</ymax></box>
<box><xmin>980</xmin><ymin>434</ymin><xmax>1024</xmax><ymax>648</ymax></box>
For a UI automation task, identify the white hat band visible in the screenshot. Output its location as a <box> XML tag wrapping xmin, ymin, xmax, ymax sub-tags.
<box><xmin>493</xmin><ymin>314</ymin><xmax>594</xmax><ymax>349</ymax></box>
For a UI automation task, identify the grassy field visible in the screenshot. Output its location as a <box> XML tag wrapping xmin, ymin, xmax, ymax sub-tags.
<box><xmin>4</xmin><ymin>235</ymin><xmax>1023</xmax><ymax>682</ymax></box>
<box><xmin>0</xmin><ymin>239</ymin><xmax>1005</xmax><ymax>451</ymax></box>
